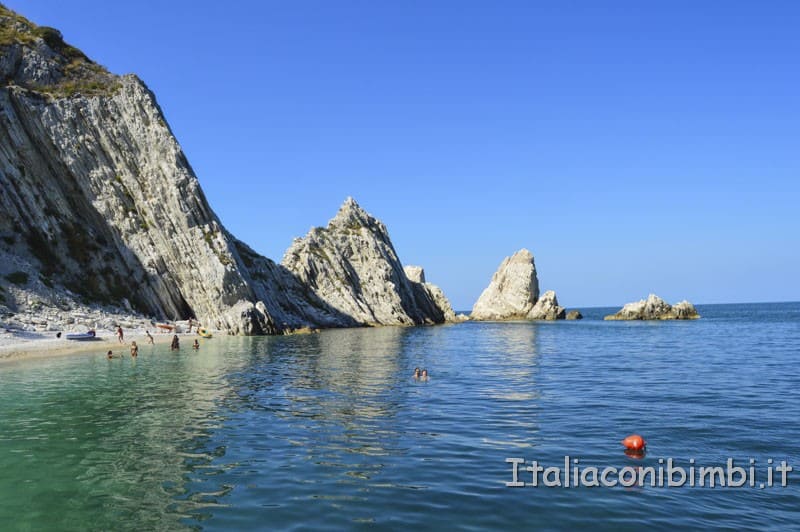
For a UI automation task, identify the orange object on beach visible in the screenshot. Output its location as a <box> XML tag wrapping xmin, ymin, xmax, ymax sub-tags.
<box><xmin>621</xmin><ymin>434</ymin><xmax>646</xmax><ymax>451</ymax></box>
<box><xmin>156</xmin><ymin>323</ymin><xmax>174</xmax><ymax>331</ymax></box>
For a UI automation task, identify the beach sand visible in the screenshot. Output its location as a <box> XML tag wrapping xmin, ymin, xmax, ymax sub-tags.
<box><xmin>0</xmin><ymin>327</ymin><xmax>206</xmax><ymax>366</ymax></box>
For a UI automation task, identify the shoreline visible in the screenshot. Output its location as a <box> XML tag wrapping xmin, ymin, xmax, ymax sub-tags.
<box><xmin>0</xmin><ymin>328</ymin><xmax>206</xmax><ymax>366</ymax></box>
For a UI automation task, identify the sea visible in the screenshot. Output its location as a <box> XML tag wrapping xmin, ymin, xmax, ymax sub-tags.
<box><xmin>0</xmin><ymin>302</ymin><xmax>798</xmax><ymax>530</ymax></box>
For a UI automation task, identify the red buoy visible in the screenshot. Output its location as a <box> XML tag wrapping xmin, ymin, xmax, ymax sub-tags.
<box><xmin>621</xmin><ymin>434</ymin><xmax>646</xmax><ymax>451</ymax></box>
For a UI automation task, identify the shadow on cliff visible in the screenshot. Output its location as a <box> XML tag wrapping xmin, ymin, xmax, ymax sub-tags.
<box><xmin>231</xmin><ymin>238</ymin><xmax>361</xmax><ymax>331</ymax></box>
<box><xmin>0</xmin><ymin>89</ymin><xmax>190</xmax><ymax>320</ymax></box>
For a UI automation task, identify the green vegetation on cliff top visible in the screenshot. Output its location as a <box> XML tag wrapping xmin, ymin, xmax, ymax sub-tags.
<box><xmin>0</xmin><ymin>3</ymin><xmax>119</xmax><ymax>97</ymax></box>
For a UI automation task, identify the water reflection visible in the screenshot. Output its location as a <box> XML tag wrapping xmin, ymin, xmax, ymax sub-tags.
<box><xmin>474</xmin><ymin>322</ymin><xmax>540</xmax><ymax>402</ymax></box>
<box><xmin>7</xmin><ymin>307</ymin><xmax>800</xmax><ymax>529</ymax></box>
<box><xmin>211</xmin><ymin>327</ymin><xmax>413</xmax><ymax>502</ymax></box>
<box><xmin>0</xmin><ymin>344</ymin><xmax>251</xmax><ymax>530</ymax></box>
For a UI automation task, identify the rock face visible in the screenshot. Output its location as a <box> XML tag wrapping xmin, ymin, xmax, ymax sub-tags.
<box><xmin>471</xmin><ymin>249</ymin><xmax>540</xmax><ymax>320</ymax></box>
<box><xmin>604</xmin><ymin>294</ymin><xmax>700</xmax><ymax>320</ymax></box>
<box><xmin>404</xmin><ymin>266</ymin><xmax>425</xmax><ymax>284</ymax></box>
<box><xmin>0</xmin><ymin>6</ymin><xmax>456</xmax><ymax>334</ymax></box>
<box><xmin>281</xmin><ymin>199</ymin><xmax>455</xmax><ymax>326</ymax></box>
<box><xmin>471</xmin><ymin>249</ymin><xmax>566</xmax><ymax>321</ymax></box>
<box><xmin>527</xmin><ymin>290</ymin><xmax>566</xmax><ymax>320</ymax></box>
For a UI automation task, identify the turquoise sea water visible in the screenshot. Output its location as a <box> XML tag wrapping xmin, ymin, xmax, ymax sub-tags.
<box><xmin>1</xmin><ymin>302</ymin><xmax>799</xmax><ymax>530</ymax></box>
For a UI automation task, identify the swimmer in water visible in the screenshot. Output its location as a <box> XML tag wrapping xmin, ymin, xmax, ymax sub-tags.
<box><xmin>192</xmin><ymin>339</ymin><xmax>199</xmax><ymax>350</ymax></box>
<box><xmin>421</xmin><ymin>369</ymin><xmax>429</xmax><ymax>381</ymax></box>
<box><xmin>413</xmin><ymin>367</ymin><xmax>421</xmax><ymax>379</ymax></box>
<box><xmin>107</xmin><ymin>350</ymin><xmax>114</xmax><ymax>359</ymax></box>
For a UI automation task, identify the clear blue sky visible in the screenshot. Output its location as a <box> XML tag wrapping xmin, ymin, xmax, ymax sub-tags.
<box><xmin>7</xmin><ymin>1</ymin><xmax>799</xmax><ymax>309</ymax></box>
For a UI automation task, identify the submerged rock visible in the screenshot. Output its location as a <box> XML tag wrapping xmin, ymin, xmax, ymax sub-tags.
<box><xmin>604</xmin><ymin>294</ymin><xmax>700</xmax><ymax>320</ymax></box>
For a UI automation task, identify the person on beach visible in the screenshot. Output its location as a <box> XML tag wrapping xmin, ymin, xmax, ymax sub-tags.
<box><xmin>146</xmin><ymin>330</ymin><xmax>154</xmax><ymax>344</ymax></box>
<box><xmin>188</xmin><ymin>318</ymin><xmax>194</xmax><ymax>333</ymax></box>
<box><xmin>413</xmin><ymin>367</ymin><xmax>421</xmax><ymax>379</ymax></box>
<box><xmin>192</xmin><ymin>339</ymin><xmax>199</xmax><ymax>350</ymax></box>
<box><xmin>116</xmin><ymin>325</ymin><xmax>124</xmax><ymax>343</ymax></box>
<box><xmin>171</xmin><ymin>334</ymin><xmax>180</xmax><ymax>351</ymax></box>
<box><xmin>130</xmin><ymin>341</ymin><xmax>138</xmax><ymax>358</ymax></box>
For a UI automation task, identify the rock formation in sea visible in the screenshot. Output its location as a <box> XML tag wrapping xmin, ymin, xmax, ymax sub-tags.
<box><xmin>281</xmin><ymin>198</ymin><xmax>455</xmax><ymax>326</ymax></box>
<box><xmin>471</xmin><ymin>249</ymin><xmax>565</xmax><ymax>321</ymax></box>
<box><xmin>527</xmin><ymin>290</ymin><xmax>566</xmax><ymax>320</ymax></box>
<box><xmin>0</xmin><ymin>6</ymin><xmax>454</xmax><ymax>334</ymax></box>
<box><xmin>603</xmin><ymin>294</ymin><xmax>700</xmax><ymax>320</ymax></box>
<box><xmin>565</xmin><ymin>310</ymin><xmax>583</xmax><ymax>320</ymax></box>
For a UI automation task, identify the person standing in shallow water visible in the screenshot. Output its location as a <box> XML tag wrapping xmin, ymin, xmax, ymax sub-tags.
<box><xmin>117</xmin><ymin>326</ymin><xmax>124</xmax><ymax>344</ymax></box>
<box><xmin>192</xmin><ymin>339</ymin><xmax>199</xmax><ymax>350</ymax></box>
<box><xmin>130</xmin><ymin>341</ymin><xmax>138</xmax><ymax>358</ymax></box>
<box><xmin>145</xmin><ymin>330</ymin><xmax>154</xmax><ymax>344</ymax></box>
<box><xmin>171</xmin><ymin>334</ymin><xmax>180</xmax><ymax>351</ymax></box>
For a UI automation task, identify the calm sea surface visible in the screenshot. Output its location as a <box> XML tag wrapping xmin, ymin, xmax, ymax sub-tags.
<box><xmin>1</xmin><ymin>302</ymin><xmax>799</xmax><ymax>530</ymax></box>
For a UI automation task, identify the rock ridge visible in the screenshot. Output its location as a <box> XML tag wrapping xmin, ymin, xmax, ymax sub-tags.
<box><xmin>281</xmin><ymin>198</ymin><xmax>455</xmax><ymax>326</ymax></box>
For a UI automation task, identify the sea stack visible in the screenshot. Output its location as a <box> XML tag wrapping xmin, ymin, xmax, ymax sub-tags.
<box><xmin>282</xmin><ymin>198</ymin><xmax>455</xmax><ymax>326</ymax></box>
<box><xmin>604</xmin><ymin>294</ymin><xmax>700</xmax><ymax>320</ymax></box>
<box><xmin>471</xmin><ymin>249</ymin><xmax>565</xmax><ymax>321</ymax></box>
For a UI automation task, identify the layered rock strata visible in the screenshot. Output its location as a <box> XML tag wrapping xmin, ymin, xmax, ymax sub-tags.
<box><xmin>0</xmin><ymin>7</ymin><xmax>455</xmax><ymax>334</ymax></box>
<box><xmin>281</xmin><ymin>199</ymin><xmax>455</xmax><ymax>326</ymax></box>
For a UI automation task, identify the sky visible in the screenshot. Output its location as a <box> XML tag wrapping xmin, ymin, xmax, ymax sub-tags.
<box><xmin>6</xmin><ymin>0</ymin><xmax>799</xmax><ymax>309</ymax></box>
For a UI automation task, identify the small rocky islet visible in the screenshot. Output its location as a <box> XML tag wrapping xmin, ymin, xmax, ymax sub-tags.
<box><xmin>603</xmin><ymin>294</ymin><xmax>700</xmax><ymax>321</ymax></box>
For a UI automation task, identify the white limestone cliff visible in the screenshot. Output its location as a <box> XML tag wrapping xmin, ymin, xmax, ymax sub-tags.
<box><xmin>0</xmin><ymin>7</ymin><xmax>455</xmax><ymax>334</ymax></box>
<box><xmin>281</xmin><ymin>199</ymin><xmax>454</xmax><ymax>326</ymax></box>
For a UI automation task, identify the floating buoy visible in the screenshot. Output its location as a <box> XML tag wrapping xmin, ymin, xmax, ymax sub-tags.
<box><xmin>621</xmin><ymin>434</ymin><xmax>646</xmax><ymax>451</ymax></box>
